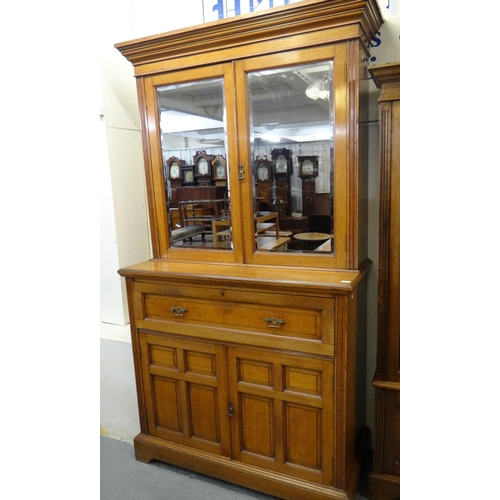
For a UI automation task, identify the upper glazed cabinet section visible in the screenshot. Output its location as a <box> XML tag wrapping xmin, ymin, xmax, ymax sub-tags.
<box><xmin>115</xmin><ymin>0</ymin><xmax>383</xmax><ymax>270</ymax></box>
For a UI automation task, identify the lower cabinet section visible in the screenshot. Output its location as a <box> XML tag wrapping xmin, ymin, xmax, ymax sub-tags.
<box><xmin>122</xmin><ymin>271</ymin><xmax>369</xmax><ymax>500</ymax></box>
<box><xmin>140</xmin><ymin>332</ymin><xmax>334</xmax><ymax>482</ymax></box>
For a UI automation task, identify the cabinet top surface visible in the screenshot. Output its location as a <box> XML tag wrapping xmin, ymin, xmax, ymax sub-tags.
<box><xmin>118</xmin><ymin>259</ymin><xmax>371</xmax><ymax>293</ymax></box>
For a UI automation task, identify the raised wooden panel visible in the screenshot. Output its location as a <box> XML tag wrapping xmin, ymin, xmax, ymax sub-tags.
<box><xmin>240</xmin><ymin>395</ymin><xmax>274</xmax><ymax>457</ymax></box>
<box><xmin>284</xmin><ymin>367</ymin><xmax>322</xmax><ymax>396</ymax></box>
<box><xmin>239</xmin><ymin>359</ymin><xmax>273</xmax><ymax>387</ymax></box>
<box><xmin>185</xmin><ymin>351</ymin><xmax>216</xmax><ymax>376</ymax></box>
<box><xmin>188</xmin><ymin>384</ymin><xmax>220</xmax><ymax>442</ymax></box>
<box><xmin>285</xmin><ymin>403</ymin><xmax>321</xmax><ymax>470</ymax></box>
<box><xmin>152</xmin><ymin>376</ymin><xmax>181</xmax><ymax>432</ymax></box>
<box><xmin>150</xmin><ymin>345</ymin><xmax>177</xmax><ymax>370</ymax></box>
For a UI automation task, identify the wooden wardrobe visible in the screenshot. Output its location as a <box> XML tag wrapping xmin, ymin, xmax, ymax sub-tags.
<box><xmin>368</xmin><ymin>62</ymin><xmax>400</xmax><ymax>500</ymax></box>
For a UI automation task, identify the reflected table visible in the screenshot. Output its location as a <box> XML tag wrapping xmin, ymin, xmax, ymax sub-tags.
<box><xmin>293</xmin><ymin>232</ymin><xmax>332</xmax><ymax>251</ymax></box>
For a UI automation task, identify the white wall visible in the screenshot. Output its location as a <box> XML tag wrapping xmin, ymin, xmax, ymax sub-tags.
<box><xmin>100</xmin><ymin>0</ymin><xmax>400</xmax><ymax>442</ymax></box>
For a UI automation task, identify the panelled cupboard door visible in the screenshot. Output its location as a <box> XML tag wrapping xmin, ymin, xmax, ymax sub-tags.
<box><xmin>227</xmin><ymin>346</ymin><xmax>335</xmax><ymax>485</ymax></box>
<box><xmin>139</xmin><ymin>332</ymin><xmax>231</xmax><ymax>457</ymax></box>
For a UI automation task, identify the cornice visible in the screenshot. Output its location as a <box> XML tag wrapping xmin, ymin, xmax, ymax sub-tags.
<box><xmin>115</xmin><ymin>0</ymin><xmax>383</xmax><ymax>69</ymax></box>
<box><xmin>368</xmin><ymin>62</ymin><xmax>400</xmax><ymax>88</ymax></box>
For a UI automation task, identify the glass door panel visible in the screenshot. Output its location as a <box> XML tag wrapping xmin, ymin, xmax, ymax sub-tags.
<box><xmin>247</xmin><ymin>61</ymin><xmax>334</xmax><ymax>255</ymax></box>
<box><xmin>157</xmin><ymin>78</ymin><xmax>232</xmax><ymax>251</ymax></box>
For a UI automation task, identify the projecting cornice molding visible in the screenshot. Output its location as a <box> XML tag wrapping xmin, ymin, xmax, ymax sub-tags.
<box><xmin>115</xmin><ymin>0</ymin><xmax>383</xmax><ymax>74</ymax></box>
<box><xmin>368</xmin><ymin>62</ymin><xmax>400</xmax><ymax>88</ymax></box>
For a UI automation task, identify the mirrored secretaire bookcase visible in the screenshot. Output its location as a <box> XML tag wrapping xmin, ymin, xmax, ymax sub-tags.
<box><xmin>116</xmin><ymin>2</ymin><xmax>383</xmax><ymax>499</ymax></box>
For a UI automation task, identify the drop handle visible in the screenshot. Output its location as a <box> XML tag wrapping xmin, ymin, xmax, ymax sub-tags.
<box><xmin>170</xmin><ymin>306</ymin><xmax>188</xmax><ymax>317</ymax></box>
<box><xmin>264</xmin><ymin>317</ymin><xmax>286</xmax><ymax>329</ymax></box>
<box><xmin>227</xmin><ymin>402</ymin><xmax>234</xmax><ymax>417</ymax></box>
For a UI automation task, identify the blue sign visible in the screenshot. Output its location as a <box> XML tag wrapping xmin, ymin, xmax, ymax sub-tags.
<box><xmin>203</xmin><ymin>0</ymin><xmax>293</xmax><ymax>22</ymax></box>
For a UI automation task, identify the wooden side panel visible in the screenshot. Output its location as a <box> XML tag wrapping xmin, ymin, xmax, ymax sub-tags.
<box><xmin>387</xmin><ymin>98</ymin><xmax>400</xmax><ymax>382</ymax></box>
<box><xmin>368</xmin><ymin>62</ymin><xmax>400</xmax><ymax>500</ymax></box>
<box><xmin>381</xmin><ymin>389</ymin><xmax>400</xmax><ymax>475</ymax></box>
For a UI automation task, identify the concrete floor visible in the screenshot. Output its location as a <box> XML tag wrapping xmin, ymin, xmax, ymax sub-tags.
<box><xmin>100</xmin><ymin>435</ymin><xmax>370</xmax><ymax>500</ymax></box>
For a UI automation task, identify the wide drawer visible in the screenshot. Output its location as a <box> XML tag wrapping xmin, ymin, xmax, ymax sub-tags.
<box><xmin>131</xmin><ymin>281</ymin><xmax>335</xmax><ymax>350</ymax></box>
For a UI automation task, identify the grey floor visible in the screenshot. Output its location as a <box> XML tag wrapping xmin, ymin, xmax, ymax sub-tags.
<box><xmin>101</xmin><ymin>435</ymin><xmax>370</xmax><ymax>500</ymax></box>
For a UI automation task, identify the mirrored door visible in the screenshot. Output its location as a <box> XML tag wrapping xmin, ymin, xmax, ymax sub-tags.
<box><xmin>157</xmin><ymin>77</ymin><xmax>233</xmax><ymax>251</ymax></box>
<box><xmin>247</xmin><ymin>60</ymin><xmax>335</xmax><ymax>255</ymax></box>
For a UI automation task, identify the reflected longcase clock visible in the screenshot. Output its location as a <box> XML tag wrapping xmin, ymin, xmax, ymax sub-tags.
<box><xmin>181</xmin><ymin>165</ymin><xmax>196</xmax><ymax>186</ymax></box>
<box><xmin>212</xmin><ymin>155</ymin><xmax>227</xmax><ymax>187</ymax></box>
<box><xmin>297</xmin><ymin>155</ymin><xmax>318</xmax><ymax>215</ymax></box>
<box><xmin>193</xmin><ymin>150</ymin><xmax>213</xmax><ymax>186</ymax></box>
<box><xmin>166</xmin><ymin>156</ymin><xmax>185</xmax><ymax>205</ymax></box>
<box><xmin>254</xmin><ymin>155</ymin><xmax>273</xmax><ymax>203</ymax></box>
<box><xmin>271</xmin><ymin>148</ymin><xmax>293</xmax><ymax>216</ymax></box>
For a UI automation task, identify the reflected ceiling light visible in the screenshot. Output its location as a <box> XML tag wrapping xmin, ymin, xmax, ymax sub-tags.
<box><xmin>305</xmin><ymin>85</ymin><xmax>330</xmax><ymax>101</ymax></box>
<box><xmin>261</xmin><ymin>133</ymin><xmax>281</xmax><ymax>142</ymax></box>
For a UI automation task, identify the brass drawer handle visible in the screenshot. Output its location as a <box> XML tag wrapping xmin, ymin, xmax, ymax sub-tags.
<box><xmin>264</xmin><ymin>317</ymin><xmax>286</xmax><ymax>329</ymax></box>
<box><xmin>170</xmin><ymin>306</ymin><xmax>188</xmax><ymax>317</ymax></box>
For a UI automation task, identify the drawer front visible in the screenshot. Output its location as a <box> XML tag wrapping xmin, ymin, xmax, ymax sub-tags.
<box><xmin>132</xmin><ymin>282</ymin><xmax>335</xmax><ymax>350</ymax></box>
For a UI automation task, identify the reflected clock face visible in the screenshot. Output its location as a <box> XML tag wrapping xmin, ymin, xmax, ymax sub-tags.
<box><xmin>257</xmin><ymin>164</ymin><xmax>269</xmax><ymax>181</ymax></box>
<box><xmin>197</xmin><ymin>158</ymin><xmax>209</xmax><ymax>175</ymax></box>
<box><xmin>301</xmin><ymin>159</ymin><xmax>314</xmax><ymax>175</ymax></box>
<box><xmin>275</xmin><ymin>155</ymin><xmax>287</xmax><ymax>174</ymax></box>
<box><xmin>170</xmin><ymin>163</ymin><xmax>180</xmax><ymax>179</ymax></box>
<box><xmin>215</xmin><ymin>162</ymin><xmax>225</xmax><ymax>178</ymax></box>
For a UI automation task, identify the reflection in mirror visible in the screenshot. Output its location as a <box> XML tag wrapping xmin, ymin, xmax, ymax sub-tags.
<box><xmin>248</xmin><ymin>61</ymin><xmax>334</xmax><ymax>254</ymax></box>
<box><xmin>157</xmin><ymin>79</ymin><xmax>232</xmax><ymax>250</ymax></box>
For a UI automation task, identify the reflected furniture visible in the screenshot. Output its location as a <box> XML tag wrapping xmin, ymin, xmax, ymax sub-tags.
<box><xmin>171</xmin><ymin>225</ymin><xmax>206</xmax><ymax>244</ymax></box>
<box><xmin>298</xmin><ymin>155</ymin><xmax>319</xmax><ymax>215</ymax></box>
<box><xmin>294</xmin><ymin>231</ymin><xmax>332</xmax><ymax>251</ymax></box>
<box><xmin>176</xmin><ymin>186</ymin><xmax>227</xmax><ymax>205</ymax></box>
<box><xmin>175</xmin><ymin>186</ymin><xmax>228</xmax><ymax>235</ymax></box>
<box><xmin>368</xmin><ymin>62</ymin><xmax>400</xmax><ymax>500</ymax></box>
<box><xmin>212</xmin><ymin>219</ymin><xmax>231</xmax><ymax>247</ymax></box>
<box><xmin>178</xmin><ymin>199</ymin><xmax>226</xmax><ymax>234</ymax></box>
<box><xmin>115</xmin><ymin>2</ymin><xmax>383</xmax><ymax>500</ymax></box>
<box><xmin>170</xmin><ymin>206</ymin><xmax>213</xmax><ymax>230</ymax></box>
